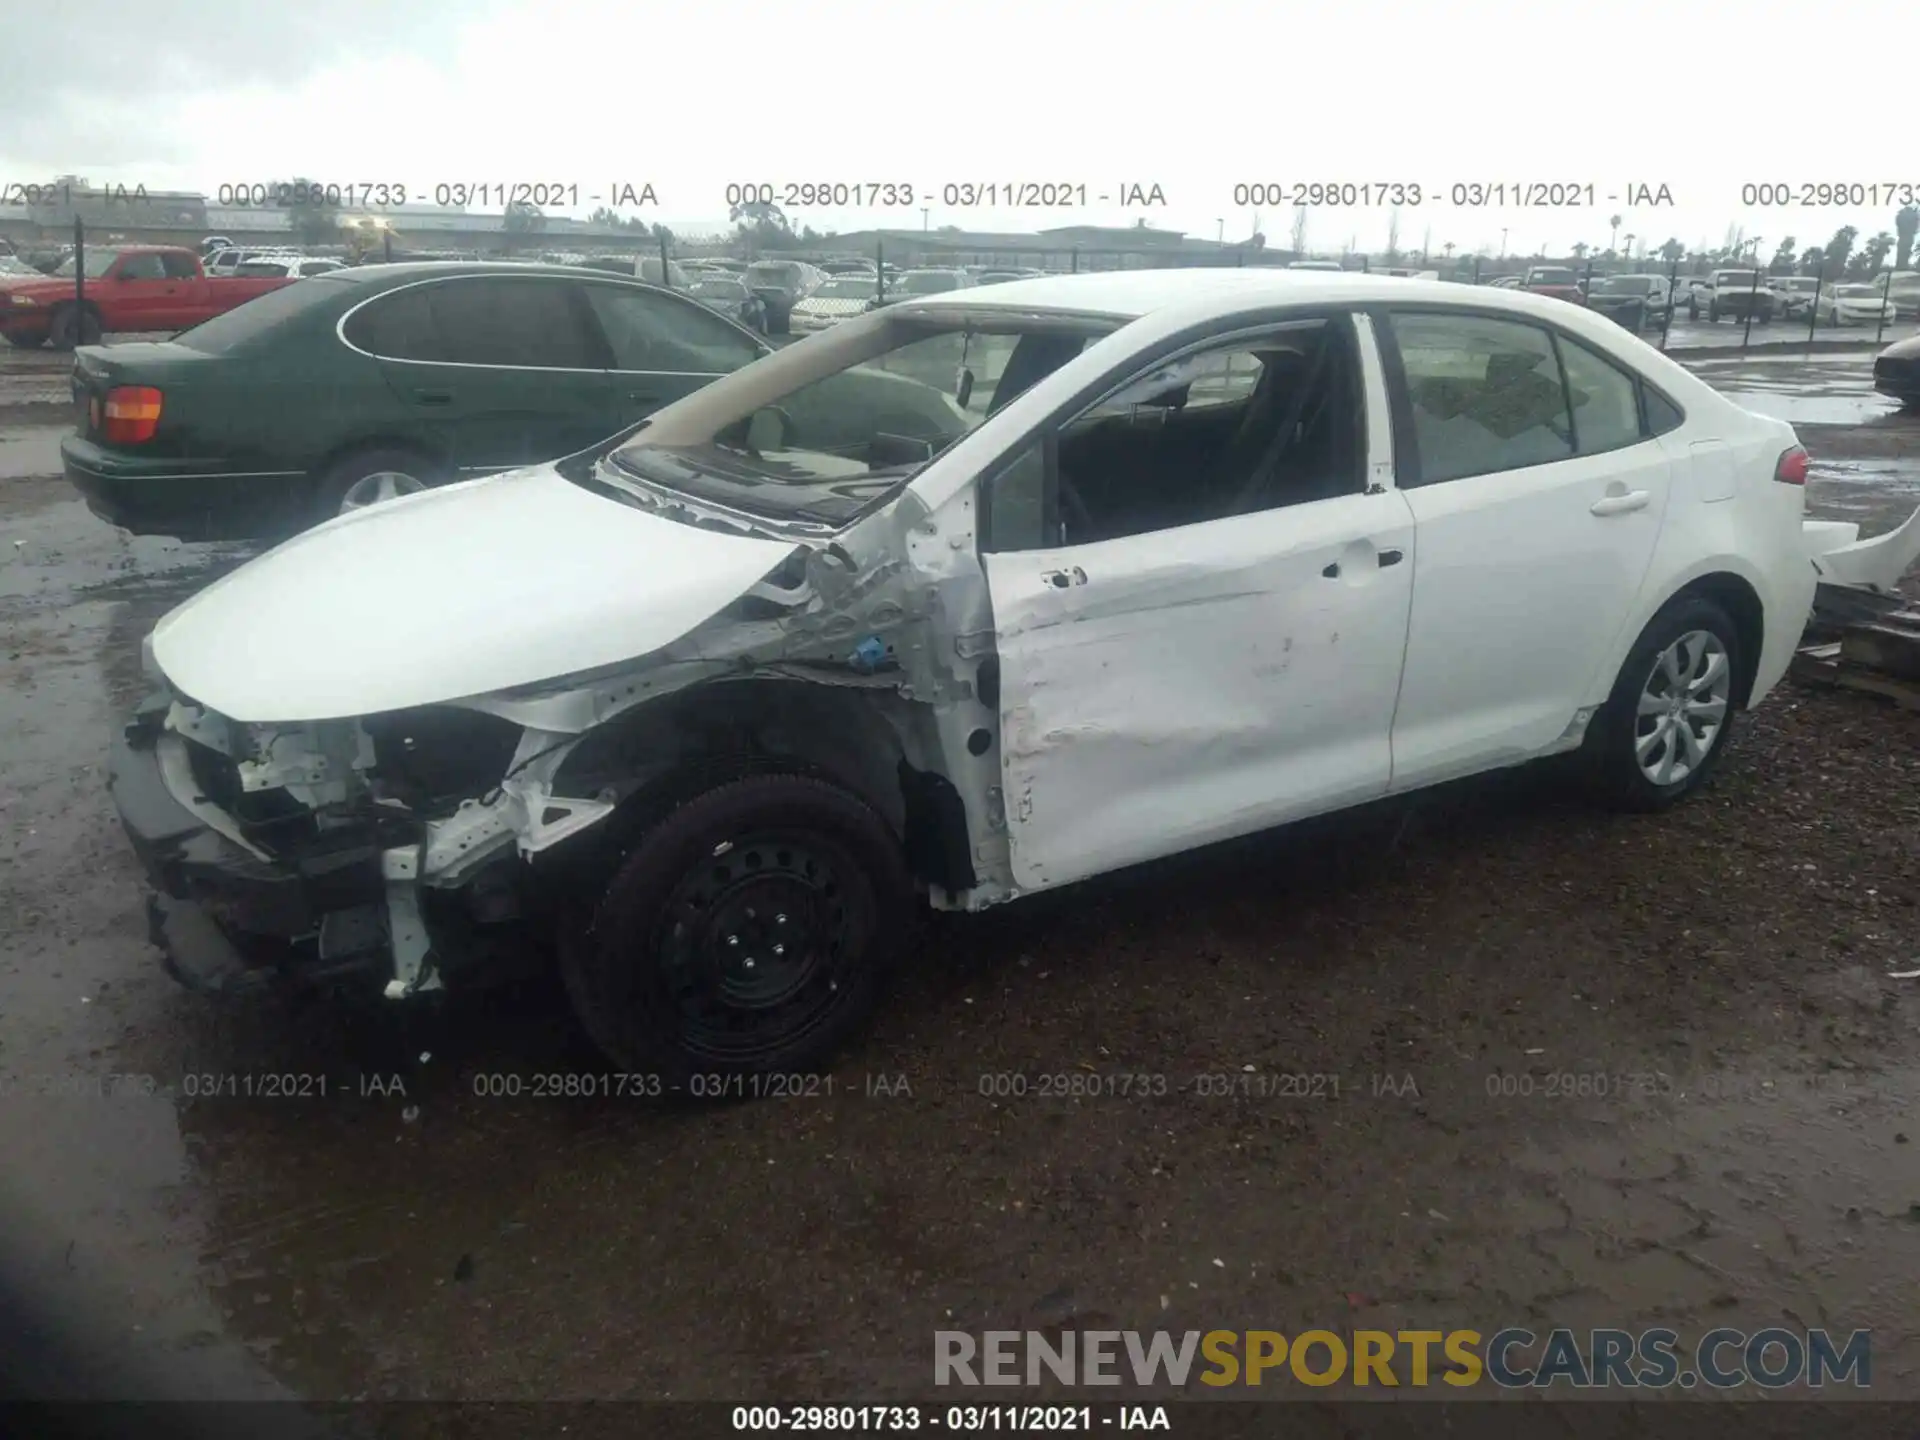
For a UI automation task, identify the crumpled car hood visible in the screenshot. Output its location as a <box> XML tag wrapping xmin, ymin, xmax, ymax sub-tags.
<box><xmin>150</xmin><ymin>464</ymin><xmax>801</xmax><ymax>723</ymax></box>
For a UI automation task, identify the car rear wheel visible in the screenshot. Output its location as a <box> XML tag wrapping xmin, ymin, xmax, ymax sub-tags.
<box><xmin>1583</xmin><ymin>595</ymin><xmax>1740</xmax><ymax>812</ymax></box>
<box><xmin>311</xmin><ymin>448</ymin><xmax>436</xmax><ymax>524</ymax></box>
<box><xmin>561</xmin><ymin>773</ymin><xmax>911</xmax><ymax>1084</ymax></box>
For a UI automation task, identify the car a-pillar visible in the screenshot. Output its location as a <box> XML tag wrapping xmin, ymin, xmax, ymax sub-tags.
<box><xmin>532</xmin><ymin>677</ymin><xmax>975</xmax><ymax>1078</ymax></box>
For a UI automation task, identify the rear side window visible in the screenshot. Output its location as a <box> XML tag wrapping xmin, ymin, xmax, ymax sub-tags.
<box><xmin>1387</xmin><ymin>312</ymin><xmax>1573</xmax><ymax>485</ymax></box>
<box><xmin>1554</xmin><ymin>335</ymin><xmax>1641</xmax><ymax>456</ymax></box>
<box><xmin>581</xmin><ymin>284</ymin><xmax>762</xmax><ymax>373</ymax></box>
<box><xmin>160</xmin><ymin>252</ymin><xmax>199</xmax><ymax>280</ymax></box>
<box><xmin>343</xmin><ymin>286</ymin><xmax>441</xmax><ymax>360</ymax></box>
<box><xmin>172</xmin><ymin>277</ymin><xmax>352</xmax><ymax>354</ymax></box>
<box><xmin>1644</xmin><ymin>386</ymin><xmax>1684</xmax><ymax>436</ymax></box>
<box><xmin>425</xmin><ymin>279</ymin><xmax>601</xmax><ymax>369</ymax></box>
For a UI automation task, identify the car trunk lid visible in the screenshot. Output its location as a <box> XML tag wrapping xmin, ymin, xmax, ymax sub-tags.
<box><xmin>71</xmin><ymin>342</ymin><xmax>223</xmax><ymax>452</ymax></box>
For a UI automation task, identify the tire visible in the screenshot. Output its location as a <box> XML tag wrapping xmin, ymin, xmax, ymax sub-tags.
<box><xmin>1707</xmin><ymin>303</ymin><xmax>1719</xmax><ymax>322</ymax></box>
<box><xmin>1582</xmin><ymin>595</ymin><xmax>1741</xmax><ymax>813</ymax></box>
<box><xmin>1688</xmin><ymin>300</ymin><xmax>1699</xmax><ymax>320</ymax></box>
<box><xmin>309</xmin><ymin>447</ymin><xmax>437</xmax><ymax>526</ymax></box>
<box><xmin>47</xmin><ymin>305</ymin><xmax>102</xmax><ymax>350</ymax></box>
<box><xmin>561</xmin><ymin>773</ymin><xmax>912</xmax><ymax>1083</ymax></box>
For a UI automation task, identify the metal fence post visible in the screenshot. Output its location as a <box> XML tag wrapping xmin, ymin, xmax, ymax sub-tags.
<box><xmin>1876</xmin><ymin>279</ymin><xmax>1890</xmax><ymax>346</ymax></box>
<box><xmin>1661</xmin><ymin>256</ymin><xmax>1677</xmax><ymax>350</ymax></box>
<box><xmin>659</xmin><ymin>230</ymin><xmax>672</xmax><ymax>288</ymax></box>
<box><xmin>1071</xmin><ymin>247</ymin><xmax>1079</xmax><ymax>274</ymax></box>
<box><xmin>1582</xmin><ymin>255</ymin><xmax>1594</xmax><ymax>301</ymax></box>
<box><xmin>1807</xmin><ymin>271</ymin><xmax>1822</xmax><ymax>346</ymax></box>
<box><xmin>383</xmin><ymin>230</ymin><xmax>392</xmax><ymax>263</ymax></box>
<box><xmin>1741</xmin><ymin>269</ymin><xmax>1758</xmax><ymax>351</ymax></box>
<box><xmin>72</xmin><ymin>216</ymin><xmax>84</xmax><ymax>339</ymax></box>
<box><xmin>876</xmin><ymin>239</ymin><xmax>885</xmax><ymax>302</ymax></box>
<box><xmin>1472</xmin><ymin>255</ymin><xmax>1481</xmax><ymax>285</ymax></box>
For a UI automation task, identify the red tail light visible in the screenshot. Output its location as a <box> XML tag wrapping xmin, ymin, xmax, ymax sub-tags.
<box><xmin>102</xmin><ymin>386</ymin><xmax>162</xmax><ymax>444</ymax></box>
<box><xmin>1774</xmin><ymin>445</ymin><xmax>1809</xmax><ymax>485</ymax></box>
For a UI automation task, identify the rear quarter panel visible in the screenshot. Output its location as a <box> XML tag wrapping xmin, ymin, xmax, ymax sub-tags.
<box><xmin>1579</xmin><ymin>409</ymin><xmax>1809</xmax><ymax>713</ymax></box>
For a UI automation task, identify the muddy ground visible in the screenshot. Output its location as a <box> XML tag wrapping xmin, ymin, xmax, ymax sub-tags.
<box><xmin>2</xmin><ymin>334</ymin><xmax>1919</xmax><ymax>1419</ymax></box>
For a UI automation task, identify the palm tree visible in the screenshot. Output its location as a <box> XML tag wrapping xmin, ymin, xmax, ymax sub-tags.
<box><xmin>1897</xmin><ymin>205</ymin><xmax>1919</xmax><ymax>272</ymax></box>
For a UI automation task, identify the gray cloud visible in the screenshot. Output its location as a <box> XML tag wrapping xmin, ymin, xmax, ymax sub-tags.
<box><xmin>0</xmin><ymin>0</ymin><xmax>483</xmax><ymax>168</ymax></box>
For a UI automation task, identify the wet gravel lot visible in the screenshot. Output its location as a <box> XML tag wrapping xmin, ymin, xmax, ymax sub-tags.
<box><xmin>2</xmin><ymin>330</ymin><xmax>1919</xmax><ymax>1414</ymax></box>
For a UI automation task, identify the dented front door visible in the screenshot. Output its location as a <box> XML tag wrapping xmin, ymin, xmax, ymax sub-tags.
<box><xmin>983</xmin><ymin>491</ymin><xmax>1417</xmax><ymax>895</ymax></box>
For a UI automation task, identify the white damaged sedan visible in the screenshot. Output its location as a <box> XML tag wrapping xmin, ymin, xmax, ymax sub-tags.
<box><xmin>114</xmin><ymin>269</ymin><xmax>1887</xmax><ymax>1082</ymax></box>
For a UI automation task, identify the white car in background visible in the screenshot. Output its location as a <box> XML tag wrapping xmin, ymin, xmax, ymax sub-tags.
<box><xmin>205</xmin><ymin>247</ymin><xmax>300</xmax><ymax>277</ymax></box>
<box><xmin>790</xmin><ymin>274</ymin><xmax>880</xmax><ymax>332</ymax></box>
<box><xmin>233</xmin><ymin>256</ymin><xmax>347</xmax><ymax>279</ymax></box>
<box><xmin>1821</xmin><ymin>284</ymin><xmax>1898</xmax><ymax>327</ymax></box>
<box><xmin>1772</xmin><ymin>276</ymin><xmax>1821</xmax><ymax>319</ymax></box>
<box><xmin>116</xmin><ymin>269</ymin><xmax>1895</xmax><ymax>1083</ymax></box>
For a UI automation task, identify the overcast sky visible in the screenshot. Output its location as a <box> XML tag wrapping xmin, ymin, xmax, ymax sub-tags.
<box><xmin>3</xmin><ymin>0</ymin><xmax>1912</xmax><ymax>260</ymax></box>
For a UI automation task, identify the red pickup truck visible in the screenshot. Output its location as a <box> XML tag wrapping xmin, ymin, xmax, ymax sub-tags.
<box><xmin>0</xmin><ymin>244</ymin><xmax>295</xmax><ymax>350</ymax></box>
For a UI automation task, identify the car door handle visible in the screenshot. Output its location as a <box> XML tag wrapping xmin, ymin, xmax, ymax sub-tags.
<box><xmin>1042</xmin><ymin>566</ymin><xmax>1088</xmax><ymax>589</ymax></box>
<box><xmin>1377</xmin><ymin>548</ymin><xmax>1404</xmax><ymax>567</ymax></box>
<box><xmin>412</xmin><ymin>389</ymin><xmax>455</xmax><ymax>406</ymax></box>
<box><xmin>1590</xmin><ymin>489</ymin><xmax>1651</xmax><ymax>517</ymax></box>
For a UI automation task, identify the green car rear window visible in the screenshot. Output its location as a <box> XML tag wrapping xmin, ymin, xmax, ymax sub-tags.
<box><xmin>172</xmin><ymin>278</ymin><xmax>352</xmax><ymax>354</ymax></box>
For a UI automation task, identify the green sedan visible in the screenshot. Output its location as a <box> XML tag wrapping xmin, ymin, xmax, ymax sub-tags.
<box><xmin>60</xmin><ymin>262</ymin><xmax>808</xmax><ymax>541</ymax></box>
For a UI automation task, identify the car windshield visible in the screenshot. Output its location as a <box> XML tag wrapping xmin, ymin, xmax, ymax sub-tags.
<box><xmin>636</xmin><ymin>258</ymin><xmax>686</xmax><ymax>285</ymax></box>
<box><xmin>815</xmin><ymin>278</ymin><xmax>877</xmax><ymax>298</ymax></box>
<box><xmin>170</xmin><ymin>274</ymin><xmax>350</xmax><ymax>354</ymax></box>
<box><xmin>1594</xmin><ymin>277</ymin><xmax>1656</xmax><ymax>294</ymax></box>
<box><xmin>1835</xmin><ymin>285</ymin><xmax>1879</xmax><ymax>298</ymax></box>
<box><xmin>1528</xmin><ymin>268</ymin><xmax>1576</xmax><ymax>284</ymax></box>
<box><xmin>745</xmin><ymin>263</ymin><xmax>802</xmax><ymax>287</ymax></box>
<box><xmin>600</xmin><ymin>309</ymin><xmax>1116</xmax><ymax>526</ymax></box>
<box><xmin>1715</xmin><ymin>272</ymin><xmax>1758</xmax><ymax>285</ymax></box>
<box><xmin>896</xmin><ymin>271</ymin><xmax>963</xmax><ymax>294</ymax></box>
<box><xmin>691</xmin><ymin>278</ymin><xmax>747</xmax><ymax>299</ymax></box>
<box><xmin>54</xmin><ymin>249</ymin><xmax>127</xmax><ymax>278</ymax></box>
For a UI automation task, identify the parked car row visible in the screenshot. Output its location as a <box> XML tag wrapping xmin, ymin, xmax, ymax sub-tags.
<box><xmin>90</xmin><ymin>266</ymin><xmax>1890</xmax><ymax>1087</ymax></box>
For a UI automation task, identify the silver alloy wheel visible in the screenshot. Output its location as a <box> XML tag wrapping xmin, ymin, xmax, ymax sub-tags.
<box><xmin>1634</xmin><ymin>629</ymin><xmax>1731</xmax><ymax>786</ymax></box>
<box><xmin>339</xmin><ymin>470</ymin><xmax>426</xmax><ymax>513</ymax></box>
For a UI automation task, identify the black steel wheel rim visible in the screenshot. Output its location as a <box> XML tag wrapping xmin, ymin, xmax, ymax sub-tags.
<box><xmin>652</xmin><ymin>830</ymin><xmax>864</xmax><ymax>1063</ymax></box>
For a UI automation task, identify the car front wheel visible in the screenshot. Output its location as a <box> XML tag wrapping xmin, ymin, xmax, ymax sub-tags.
<box><xmin>561</xmin><ymin>773</ymin><xmax>912</xmax><ymax>1084</ymax></box>
<box><xmin>47</xmin><ymin>305</ymin><xmax>102</xmax><ymax>350</ymax></box>
<box><xmin>1583</xmin><ymin>595</ymin><xmax>1741</xmax><ymax>812</ymax></box>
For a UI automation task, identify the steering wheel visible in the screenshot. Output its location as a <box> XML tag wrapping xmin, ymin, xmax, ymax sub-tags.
<box><xmin>1056</xmin><ymin>471</ymin><xmax>1096</xmax><ymax>541</ymax></box>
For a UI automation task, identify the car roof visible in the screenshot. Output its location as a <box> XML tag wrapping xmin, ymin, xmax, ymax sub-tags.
<box><xmin>316</xmin><ymin>260</ymin><xmax>655</xmax><ymax>286</ymax></box>
<box><xmin>892</xmin><ymin>266</ymin><xmax>1708</xmax><ymax>332</ymax></box>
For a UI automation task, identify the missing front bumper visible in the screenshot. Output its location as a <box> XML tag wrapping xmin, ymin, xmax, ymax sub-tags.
<box><xmin>111</xmin><ymin>695</ymin><xmax>429</xmax><ymax>993</ymax></box>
